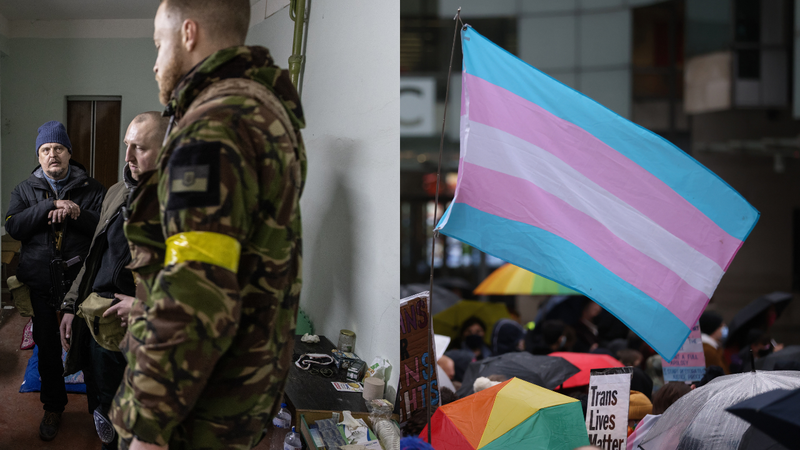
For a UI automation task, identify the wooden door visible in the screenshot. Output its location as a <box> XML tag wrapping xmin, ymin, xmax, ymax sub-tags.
<box><xmin>66</xmin><ymin>98</ymin><xmax>121</xmax><ymax>189</ymax></box>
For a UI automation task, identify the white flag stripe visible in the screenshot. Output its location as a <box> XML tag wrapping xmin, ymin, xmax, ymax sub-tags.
<box><xmin>460</xmin><ymin>120</ymin><xmax>723</xmax><ymax>298</ymax></box>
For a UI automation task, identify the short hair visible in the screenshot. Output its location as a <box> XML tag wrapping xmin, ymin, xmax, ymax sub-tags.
<box><xmin>459</xmin><ymin>316</ymin><xmax>486</xmax><ymax>336</ymax></box>
<box><xmin>540</xmin><ymin>320</ymin><xmax>567</xmax><ymax>346</ymax></box>
<box><xmin>162</xmin><ymin>0</ymin><xmax>250</xmax><ymax>45</ymax></box>
<box><xmin>651</xmin><ymin>381</ymin><xmax>691</xmax><ymax>414</ymax></box>
<box><xmin>133</xmin><ymin>111</ymin><xmax>170</xmax><ymax>145</ymax></box>
<box><xmin>616</xmin><ymin>348</ymin><xmax>643</xmax><ymax>367</ymax></box>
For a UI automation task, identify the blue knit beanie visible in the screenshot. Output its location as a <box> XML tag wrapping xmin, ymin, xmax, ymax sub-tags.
<box><xmin>36</xmin><ymin>121</ymin><xmax>72</xmax><ymax>156</ymax></box>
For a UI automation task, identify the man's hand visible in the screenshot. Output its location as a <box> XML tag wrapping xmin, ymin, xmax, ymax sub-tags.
<box><xmin>60</xmin><ymin>313</ymin><xmax>74</xmax><ymax>351</ymax></box>
<box><xmin>105</xmin><ymin>294</ymin><xmax>135</xmax><ymax>327</ymax></box>
<box><xmin>129</xmin><ymin>437</ymin><xmax>168</xmax><ymax>450</ymax></box>
<box><xmin>49</xmin><ymin>200</ymin><xmax>80</xmax><ymax>223</ymax></box>
<box><xmin>55</xmin><ymin>200</ymin><xmax>81</xmax><ymax>219</ymax></box>
<box><xmin>48</xmin><ymin>208</ymin><xmax>69</xmax><ymax>224</ymax></box>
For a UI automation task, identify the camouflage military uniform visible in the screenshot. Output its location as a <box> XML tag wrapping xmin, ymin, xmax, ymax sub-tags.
<box><xmin>110</xmin><ymin>46</ymin><xmax>306</xmax><ymax>450</ymax></box>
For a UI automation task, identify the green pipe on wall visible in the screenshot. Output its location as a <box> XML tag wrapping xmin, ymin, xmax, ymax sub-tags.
<box><xmin>289</xmin><ymin>0</ymin><xmax>307</xmax><ymax>90</ymax></box>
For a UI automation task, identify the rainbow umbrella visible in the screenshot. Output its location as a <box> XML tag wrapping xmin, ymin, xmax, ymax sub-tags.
<box><xmin>421</xmin><ymin>378</ymin><xmax>589</xmax><ymax>450</ymax></box>
<box><xmin>474</xmin><ymin>263</ymin><xmax>579</xmax><ymax>295</ymax></box>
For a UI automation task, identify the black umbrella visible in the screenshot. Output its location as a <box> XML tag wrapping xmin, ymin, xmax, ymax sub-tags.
<box><xmin>727</xmin><ymin>292</ymin><xmax>792</xmax><ymax>348</ymax></box>
<box><xmin>456</xmin><ymin>351</ymin><xmax>579</xmax><ymax>398</ymax></box>
<box><xmin>738</xmin><ymin>426</ymin><xmax>790</xmax><ymax>450</ymax></box>
<box><xmin>533</xmin><ymin>295</ymin><xmax>586</xmax><ymax>326</ymax></box>
<box><xmin>755</xmin><ymin>346</ymin><xmax>800</xmax><ymax>371</ymax></box>
<box><xmin>727</xmin><ymin>387</ymin><xmax>800</xmax><ymax>450</ymax></box>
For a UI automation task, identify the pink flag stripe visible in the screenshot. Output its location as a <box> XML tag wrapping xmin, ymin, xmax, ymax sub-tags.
<box><xmin>463</xmin><ymin>73</ymin><xmax>741</xmax><ymax>272</ymax></box>
<box><xmin>456</xmin><ymin>160</ymin><xmax>708</xmax><ymax>328</ymax></box>
<box><xmin>461</xmin><ymin>120</ymin><xmax>722</xmax><ymax>298</ymax></box>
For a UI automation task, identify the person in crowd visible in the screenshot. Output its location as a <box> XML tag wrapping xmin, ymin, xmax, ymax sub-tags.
<box><xmin>627</xmin><ymin>390</ymin><xmax>653</xmax><ymax>436</ymax></box>
<box><xmin>442</xmin><ymin>348</ymin><xmax>474</xmax><ymax>390</ymax></box>
<box><xmin>573</xmin><ymin>299</ymin><xmax>602</xmax><ymax>352</ymax></box>
<box><xmin>526</xmin><ymin>319</ymin><xmax>575</xmax><ymax>355</ymax></box>
<box><xmin>699</xmin><ymin>310</ymin><xmax>729</xmax><ymax>373</ymax></box>
<box><xmin>437</xmin><ymin>354</ymin><xmax>455</xmax><ymax>380</ymax></box>
<box><xmin>109</xmin><ymin>0</ymin><xmax>306</xmax><ymax>448</ymax></box>
<box><xmin>458</xmin><ymin>316</ymin><xmax>492</xmax><ymax>360</ymax></box>
<box><xmin>651</xmin><ymin>381</ymin><xmax>691</xmax><ymax>415</ymax></box>
<box><xmin>691</xmin><ymin>365</ymin><xmax>725</xmax><ymax>389</ymax></box>
<box><xmin>627</xmin><ymin>381</ymin><xmax>691</xmax><ymax>450</ymax></box>
<box><xmin>644</xmin><ymin>355</ymin><xmax>665</xmax><ymax>392</ymax></box>
<box><xmin>58</xmin><ymin>112</ymin><xmax>168</xmax><ymax>450</ymax></box>
<box><xmin>5</xmin><ymin>121</ymin><xmax>105</xmax><ymax>441</ymax></box>
<box><xmin>631</xmin><ymin>367</ymin><xmax>655</xmax><ymax>401</ymax></box>
<box><xmin>605</xmin><ymin>338</ymin><xmax>629</xmax><ymax>359</ymax></box>
<box><xmin>442</xmin><ymin>316</ymin><xmax>491</xmax><ymax>389</ymax></box>
<box><xmin>491</xmin><ymin>318</ymin><xmax>525</xmax><ymax>355</ymax></box>
<box><xmin>595</xmin><ymin>309</ymin><xmax>630</xmax><ymax>347</ymax></box>
<box><xmin>732</xmin><ymin>329</ymin><xmax>783</xmax><ymax>373</ymax></box>
<box><xmin>627</xmin><ymin>330</ymin><xmax>657</xmax><ymax>362</ymax></box>
<box><xmin>616</xmin><ymin>349</ymin><xmax>643</xmax><ymax>368</ymax></box>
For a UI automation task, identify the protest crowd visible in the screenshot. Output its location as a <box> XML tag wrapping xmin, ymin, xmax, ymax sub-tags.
<box><xmin>397</xmin><ymin>288</ymin><xmax>799</xmax><ymax>450</ymax></box>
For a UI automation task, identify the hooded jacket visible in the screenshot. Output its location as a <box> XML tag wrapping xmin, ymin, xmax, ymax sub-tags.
<box><xmin>111</xmin><ymin>46</ymin><xmax>306</xmax><ymax>449</ymax></box>
<box><xmin>5</xmin><ymin>160</ymin><xmax>105</xmax><ymax>294</ymax></box>
<box><xmin>63</xmin><ymin>165</ymin><xmax>137</xmax><ymax>375</ymax></box>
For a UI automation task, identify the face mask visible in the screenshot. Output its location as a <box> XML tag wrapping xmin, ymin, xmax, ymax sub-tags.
<box><xmin>720</xmin><ymin>325</ymin><xmax>729</xmax><ymax>341</ymax></box>
<box><xmin>464</xmin><ymin>334</ymin><xmax>484</xmax><ymax>351</ymax></box>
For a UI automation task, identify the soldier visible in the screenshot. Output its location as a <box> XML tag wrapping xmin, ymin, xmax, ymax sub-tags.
<box><xmin>5</xmin><ymin>120</ymin><xmax>105</xmax><ymax>441</ymax></box>
<box><xmin>110</xmin><ymin>1</ymin><xmax>306</xmax><ymax>449</ymax></box>
<box><xmin>59</xmin><ymin>112</ymin><xmax>169</xmax><ymax>450</ymax></box>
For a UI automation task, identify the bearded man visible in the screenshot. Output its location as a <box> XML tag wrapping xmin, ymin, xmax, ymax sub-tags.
<box><xmin>110</xmin><ymin>1</ymin><xmax>306</xmax><ymax>449</ymax></box>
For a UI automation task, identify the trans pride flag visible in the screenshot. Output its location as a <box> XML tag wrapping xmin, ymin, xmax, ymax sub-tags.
<box><xmin>435</xmin><ymin>27</ymin><xmax>759</xmax><ymax>360</ymax></box>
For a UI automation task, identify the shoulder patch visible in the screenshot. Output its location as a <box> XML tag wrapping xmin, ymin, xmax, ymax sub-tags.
<box><xmin>165</xmin><ymin>141</ymin><xmax>221</xmax><ymax>211</ymax></box>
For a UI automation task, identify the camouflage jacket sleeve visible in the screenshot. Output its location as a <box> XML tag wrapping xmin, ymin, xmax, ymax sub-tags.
<box><xmin>124</xmin><ymin>108</ymin><xmax>292</xmax><ymax>445</ymax></box>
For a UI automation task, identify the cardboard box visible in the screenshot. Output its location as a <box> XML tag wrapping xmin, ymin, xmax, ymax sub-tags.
<box><xmin>298</xmin><ymin>410</ymin><xmax>399</xmax><ymax>450</ymax></box>
<box><xmin>299</xmin><ymin>411</ymin><xmax>375</xmax><ymax>450</ymax></box>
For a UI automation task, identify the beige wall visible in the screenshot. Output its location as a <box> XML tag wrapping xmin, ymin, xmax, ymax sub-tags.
<box><xmin>695</xmin><ymin>151</ymin><xmax>800</xmax><ymax>344</ymax></box>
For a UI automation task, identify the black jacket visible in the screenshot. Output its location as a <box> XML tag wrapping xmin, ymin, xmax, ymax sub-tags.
<box><xmin>5</xmin><ymin>160</ymin><xmax>105</xmax><ymax>294</ymax></box>
<box><xmin>63</xmin><ymin>166</ymin><xmax>136</xmax><ymax>375</ymax></box>
<box><xmin>62</xmin><ymin>165</ymin><xmax>136</xmax><ymax>314</ymax></box>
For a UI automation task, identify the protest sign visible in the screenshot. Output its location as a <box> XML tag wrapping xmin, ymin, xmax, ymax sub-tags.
<box><xmin>397</xmin><ymin>292</ymin><xmax>439</xmax><ymax>423</ymax></box>
<box><xmin>585</xmin><ymin>367</ymin><xmax>633</xmax><ymax>450</ymax></box>
<box><xmin>662</xmin><ymin>322</ymin><xmax>706</xmax><ymax>382</ymax></box>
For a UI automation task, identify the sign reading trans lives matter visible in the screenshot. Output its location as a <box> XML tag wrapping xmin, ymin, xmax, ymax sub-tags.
<box><xmin>585</xmin><ymin>367</ymin><xmax>633</xmax><ymax>450</ymax></box>
<box><xmin>661</xmin><ymin>322</ymin><xmax>706</xmax><ymax>382</ymax></box>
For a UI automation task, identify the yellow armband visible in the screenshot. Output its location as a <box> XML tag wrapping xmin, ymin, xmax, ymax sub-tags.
<box><xmin>165</xmin><ymin>231</ymin><xmax>241</xmax><ymax>272</ymax></box>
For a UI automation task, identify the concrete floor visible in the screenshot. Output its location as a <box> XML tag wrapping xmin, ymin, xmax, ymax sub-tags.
<box><xmin>0</xmin><ymin>306</ymin><xmax>281</xmax><ymax>450</ymax></box>
<box><xmin>0</xmin><ymin>306</ymin><xmax>101</xmax><ymax>450</ymax></box>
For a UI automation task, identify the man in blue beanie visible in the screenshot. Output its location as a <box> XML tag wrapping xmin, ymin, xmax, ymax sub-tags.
<box><xmin>5</xmin><ymin>120</ymin><xmax>105</xmax><ymax>441</ymax></box>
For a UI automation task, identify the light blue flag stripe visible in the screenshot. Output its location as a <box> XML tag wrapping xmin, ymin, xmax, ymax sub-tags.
<box><xmin>461</xmin><ymin>27</ymin><xmax>759</xmax><ymax>241</ymax></box>
<box><xmin>440</xmin><ymin>202</ymin><xmax>691</xmax><ymax>361</ymax></box>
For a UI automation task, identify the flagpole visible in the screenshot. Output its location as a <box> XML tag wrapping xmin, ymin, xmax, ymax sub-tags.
<box><xmin>427</xmin><ymin>6</ymin><xmax>463</xmax><ymax>445</ymax></box>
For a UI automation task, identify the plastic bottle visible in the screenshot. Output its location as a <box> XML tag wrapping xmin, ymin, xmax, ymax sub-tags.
<box><xmin>284</xmin><ymin>426</ymin><xmax>302</xmax><ymax>450</ymax></box>
<box><xmin>272</xmin><ymin>403</ymin><xmax>291</xmax><ymax>429</ymax></box>
<box><xmin>270</xmin><ymin>403</ymin><xmax>292</xmax><ymax>449</ymax></box>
